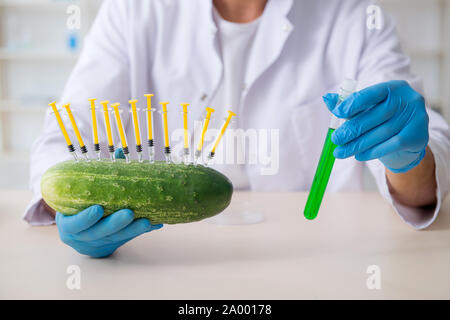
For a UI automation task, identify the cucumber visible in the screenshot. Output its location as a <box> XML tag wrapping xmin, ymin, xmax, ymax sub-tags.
<box><xmin>41</xmin><ymin>160</ymin><xmax>233</xmax><ymax>224</ymax></box>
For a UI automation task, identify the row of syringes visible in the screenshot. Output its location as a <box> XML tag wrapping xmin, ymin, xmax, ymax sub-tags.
<box><xmin>49</xmin><ymin>95</ymin><xmax>236</xmax><ymax>165</ymax></box>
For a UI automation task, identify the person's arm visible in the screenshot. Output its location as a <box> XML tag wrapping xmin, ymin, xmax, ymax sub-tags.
<box><xmin>327</xmin><ymin>1</ymin><xmax>450</xmax><ymax>229</ymax></box>
<box><xmin>323</xmin><ymin>79</ymin><xmax>450</xmax><ymax>229</ymax></box>
<box><xmin>385</xmin><ymin>146</ymin><xmax>436</xmax><ymax>208</ymax></box>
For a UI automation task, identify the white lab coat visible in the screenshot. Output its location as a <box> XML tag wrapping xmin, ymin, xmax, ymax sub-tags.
<box><xmin>26</xmin><ymin>0</ymin><xmax>450</xmax><ymax>229</ymax></box>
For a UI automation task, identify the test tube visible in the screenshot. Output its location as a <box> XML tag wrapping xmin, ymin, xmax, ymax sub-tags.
<box><xmin>194</xmin><ymin>107</ymin><xmax>215</xmax><ymax>165</ymax></box>
<box><xmin>181</xmin><ymin>103</ymin><xmax>190</xmax><ymax>164</ymax></box>
<box><xmin>88</xmin><ymin>98</ymin><xmax>101</xmax><ymax>160</ymax></box>
<box><xmin>129</xmin><ymin>99</ymin><xmax>143</xmax><ymax>162</ymax></box>
<box><xmin>160</xmin><ymin>101</ymin><xmax>172</xmax><ymax>163</ymax></box>
<box><xmin>207</xmin><ymin>110</ymin><xmax>236</xmax><ymax>165</ymax></box>
<box><xmin>49</xmin><ymin>102</ymin><xmax>78</xmax><ymax>161</ymax></box>
<box><xmin>304</xmin><ymin>79</ymin><xmax>358</xmax><ymax>220</ymax></box>
<box><xmin>100</xmin><ymin>100</ymin><xmax>115</xmax><ymax>161</ymax></box>
<box><xmin>145</xmin><ymin>94</ymin><xmax>155</xmax><ymax>163</ymax></box>
<box><xmin>63</xmin><ymin>103</ymin><xmax>89</xmax><ymax>161</ymax></box>
<box><xmin>111</xmin><ymin>103</ymin><xmax>131</xmax><ymax>163</ymax></box>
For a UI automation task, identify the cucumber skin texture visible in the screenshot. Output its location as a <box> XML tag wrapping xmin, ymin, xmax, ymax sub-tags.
<box><xmin>41</xmin><ymin>160</ymin><xmax>233</xmax><ymax>224</ymax></box>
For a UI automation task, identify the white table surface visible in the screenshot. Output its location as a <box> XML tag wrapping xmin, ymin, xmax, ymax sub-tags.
<box><xmin>1</xmin><ymin>190</ymin><xmax>449</xmax><ymax>299</ymax></box>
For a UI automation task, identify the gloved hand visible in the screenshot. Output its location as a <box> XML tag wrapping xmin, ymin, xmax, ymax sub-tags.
<box><xmin>323</xmin><ymin>80</ymin><xmax>429</xmax><ymax>173</ymax></box>
<box><xmin>55</xmin><ymin>148</ymin><xmax>163</xmax><ymax>258</ymax></box>
<box><xmin>56</xmin><ymin>206</ymin><xmax>162</xmax><ymax>258</ymax></box>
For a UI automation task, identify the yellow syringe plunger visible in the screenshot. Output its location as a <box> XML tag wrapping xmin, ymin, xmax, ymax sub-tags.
<box><xmin>100</xmin><ymin>100</ymin><xmax>115</xmax><ymax>161</ymax></box>
<box><xmin>160</xmin><ymin>101</ymin><xmax>172</xmax><ymax>163</ymax></box>
<box><xmin>181</xmin><ymin>103</ymin><xmax>190</xmax><ymax>149</ymax></box>
<box><xmin>194</xmin><ymin>107</ymin><xmax>215</xmax><ymax>164</ymax></box>
<box><xmin>63</xmin><ymin>103</ymin><xmax>89</xmax><ymax>160</ymax></box>
<box><xmin>145</xmin><ymin>94</ymin><xmax>155</xmax><ymax>141</ymax></box>
<box><xmin>111</xmin><ymin>103</ymin><xmax>130</xmax><ymax>163</ymax></box>
<box><xmin>160</xmin><ymin>101</ymin><xmax>170</xmax><ymax>148</ymax></box>
<box><xmin>209</xmin><ymin>110</ymin><xmax>236</xmax><ymax>161</ymax></box>
<box><xmin>197</xmin><ymin>107</ymin><xmax>215</xmax><ymax>151</ymax></box>
<box><xmin>88</xmin><ymin>98</ymin><xmax>100</xmax><ymax>150</ymax></box>
<box><xmin>129</xmin><ymin>99</ymin><xmax>143</xmax><ymax>162</ymax></box>
<box><xmin>181</xmin><ymin>103</ymin><xmax>190</xmax><ymax>164</ymax></box>
<box><xmin>49</xmin><ymin>101</ymin><xmax>78</xmax><ymax>161</ymax></box>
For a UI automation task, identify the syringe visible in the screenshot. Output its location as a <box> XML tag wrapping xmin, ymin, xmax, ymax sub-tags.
<box><xmin>49</xmin><ymin>101</ymin><xmax>78</xmax><ymax>161</ymax></box>
<box><xmin>145</xmin><ymin>94</ymin><xmax>156</xmax><ymax>163</ymax></box>
<box><xmin>100</xmin><ymin>100</ymin><xmax>115</xmax><ymax>161</ymax></box>
<box><xmin>129</xmin><ymin>99</ymin><xmax>143</xmax><ymax>162</ymax></box>
<box><xmin>181</xmin><ymin>103</ymin><xmax>190</xmax><ymax>164</ymax></box>
<box><xmin>304</xmin><ymin>79</ymin><xmax>358</xmax><ymax>220</ymax></box>
<box><xmin>88</xmin><ymin>98</ymin><xmax>101</xmax><ymax>161</ymax></box>
<box><xmin>207</xmin><ymin>110</ymin><xmax>236</xmax><ymax>165</ymax></box>
<box><xmin>63</xmin><ymin>103</ymin><xmax>89</xmax><ymax>161</ymax></box>
<box><xmin>111</xmin><ymin>103</ymin><xmax>131</xmax><ymax>163</ymax></box>
<box><xmin>160</xmin><ymin>101</ymin><xmax>172</xmax><ymax>163</ymax></box>
<box><xmin>194</xmin><ymin>107</ymin><xmax>215</xmax><ymax>165</ymax></box>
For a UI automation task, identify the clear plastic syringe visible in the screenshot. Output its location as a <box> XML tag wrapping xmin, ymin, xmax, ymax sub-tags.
<box><xmin>129</xmin><ymin>99</ymin><xmax>143</xmax><ymax>162</ymax></box>
<box><xmin>194</xmin><ymin>107</ymin><xmax>215</xmax><ymax>165</ymax></box>
<box><xmin>206</xmin><ymin>110</ymin><xmax>236</xmax><ymax>165</ymax></box>
<box><xmin>144</xmin><ymin>94</ymin><xmax>156</xmax><ymax>163</ymax></box>
<box><xmin>63</xmin><ymin>103</ymin><xmax>89</xmax><ymax>161</ymax></box>
<box><xmin>49</xmin><ymin>101</ymin><xmax>78</xmax><ymax>161</ymax></box>
<box><xmin>181</xmin><ymin>103</ymin><xmax>190</xmax><ymax>165</ymax></box>
<box><xmin>100</xmin><ymin>101</ymin><xmax>115</xmax><ymax>162</ymax></box>
<box><xmin>88</xmin><ymin>98</ymin><xmax>101</xmax><ymax>161</ymax></box>
<box><xmin>160</xmin><ymin>101</ymin><xmax>172</xmax><ymax>163</ymax></box>
<box><xmin>304</xmin><ymin>79</ymin><xmax>357</xmax><ymax>220</ymax></box>
<box><xmin>112</xmin><ymin>103</ymin><xmax>131</xmax><ymax>163</ymax></box>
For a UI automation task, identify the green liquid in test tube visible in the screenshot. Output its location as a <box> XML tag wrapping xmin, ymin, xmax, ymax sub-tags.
<box><xmin>304</xmin><ymin>79</ymin><xmax>358</xmax><ymax>220</ymax></box>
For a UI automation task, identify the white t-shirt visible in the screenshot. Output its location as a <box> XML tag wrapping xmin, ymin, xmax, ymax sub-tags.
<box><xmin>209</xmin><ymin>8</ymin><xmax>261</xmax><ymax>189</ymax></box>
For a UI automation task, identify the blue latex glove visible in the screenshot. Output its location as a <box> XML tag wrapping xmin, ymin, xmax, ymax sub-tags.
<box><xmin>323</xmin><ymin>80</ymin><xmax>429</xmax><ymax>173</ymax></box>
<box><xmin>56</xmin><ymin>207</ymin><xmax>162</xmax><ymax>258</ymax></box>
<box><xmin>55</xmin><ymin>148</ymin><xmax>163</xmax><ymax>258</ymax></box>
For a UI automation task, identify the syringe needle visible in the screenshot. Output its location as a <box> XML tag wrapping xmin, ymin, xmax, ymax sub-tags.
<box><xmin>194</xmin><ymin>107</ymin><xmax>215</xmax><ymax>165</ymax></box>
<box><xmin>207</xmin><ymin>110</ymin><xmax>236</xmax><ymax>165</ymax></box>
<box><xmin>49</xmin><ymin>101</ymin><xmax>78</xmax><ymax>161</ymax></box>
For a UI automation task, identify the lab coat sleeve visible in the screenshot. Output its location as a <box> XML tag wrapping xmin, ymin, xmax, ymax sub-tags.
<box><xmin>24</xmin><ymin>0</ymin><xmax>132</xmax><ymax>225</ymax></box>
<box><xmin>356</xmin><ymin>6</ymin><xmax>450</xmax><ymax>229</ymax></box>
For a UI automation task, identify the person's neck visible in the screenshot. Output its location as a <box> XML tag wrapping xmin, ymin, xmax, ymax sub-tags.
<box><xmin>213</xmin><ymin>0</ymin><xmax>267</xmax><ymax>23</ymax></box>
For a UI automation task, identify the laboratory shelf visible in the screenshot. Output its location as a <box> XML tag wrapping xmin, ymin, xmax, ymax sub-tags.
<box><xmin>0</xmin><ymin>48</ymin><xmax>79</xmax><ymax>61</ymax></box>
<box><xmin>0</xmin><ymin>0</ymin><xmax>80</xmax><ymax>9</ymax></box>
<box><xmin>0</xmin><ymin>0</ymin><xmax>101</xmax><ymax>159</ymax></box>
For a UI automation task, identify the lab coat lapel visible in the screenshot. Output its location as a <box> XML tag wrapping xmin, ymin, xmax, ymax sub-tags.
<box><xmin>245</xmin><ymin>0</ymin><xmax>294</xmax><ymax>90</ymax></box>
<box><xmin>191</xmin><ymin>0</ymin><xmax>222</xmax><ymax>109</ymax></box>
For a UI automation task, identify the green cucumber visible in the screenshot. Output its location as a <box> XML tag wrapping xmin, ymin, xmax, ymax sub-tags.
<box><xmin>41</xmin><ymin>160</ymin><xmax>233</xmax><ymax>224</ymax></box>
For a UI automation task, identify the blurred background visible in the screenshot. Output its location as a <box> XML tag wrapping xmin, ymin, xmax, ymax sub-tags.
<box><xmin>0</xmin><ymin>0</ymin><xmax>449</xmax><ymax>190</ymax></box>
